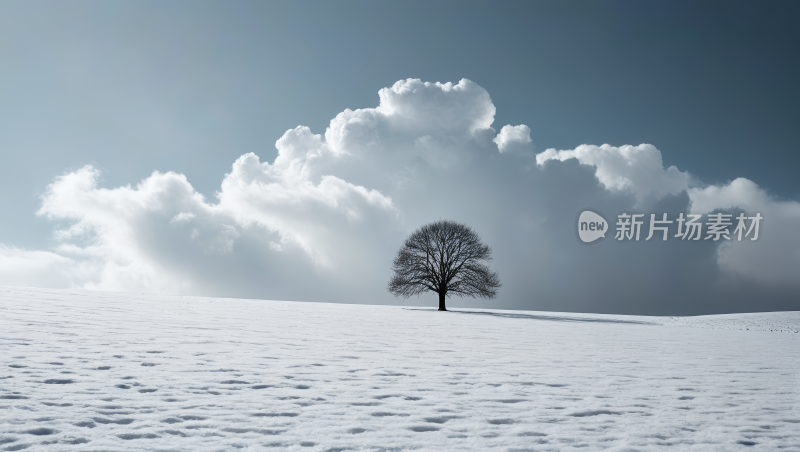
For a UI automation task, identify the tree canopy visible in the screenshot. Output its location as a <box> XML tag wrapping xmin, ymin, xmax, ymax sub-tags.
<box><xmin>388</xmin><ymin>220</ymin><xmax>500</xmax><ymax>311</ymax></box>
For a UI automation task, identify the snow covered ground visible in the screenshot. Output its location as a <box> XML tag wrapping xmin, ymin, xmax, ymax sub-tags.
<box><xmin>1</xmin><ymin>286</ymin><xmax>798</xmax><ymax>451</ymax></box>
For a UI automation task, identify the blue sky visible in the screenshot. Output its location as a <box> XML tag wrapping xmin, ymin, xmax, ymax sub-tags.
<box><xmin>0</xmin><ymin>1</ymin><xmax>798</xmax><ymax>314</ymax></box>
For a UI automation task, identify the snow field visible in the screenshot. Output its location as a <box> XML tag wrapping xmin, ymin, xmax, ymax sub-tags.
<box><xmin>1</xmin><ymin>286</ymin><xmax>799</xmax><ymax>451</ymax></box>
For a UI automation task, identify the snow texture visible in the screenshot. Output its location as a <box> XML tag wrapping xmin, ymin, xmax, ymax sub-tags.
<box><xmin>1</xmin><ymin>286</ymin><xmax>799</xmax><ymax>451</ymax></box>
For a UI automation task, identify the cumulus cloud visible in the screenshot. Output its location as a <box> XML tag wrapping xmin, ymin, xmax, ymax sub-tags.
<box><xmin>217</xmin><ymin>151</ymin><xmax>396</xmax><ymax>266</ymax></box>
<box><xmin>536</xmin><ymin>143</ymin><xmax>800</xmax><ymax>290</ymax></box>
<box><xmin>0</xmin><ymin>77</ymin><xmax>797</xmax><ymax>313</ymax></box>
<box><xmin>688</xmin><ymin>177</ymin><xmax>773</xmax><ymax>214</ymax></box>
<box><xmin>29</xmin><ymin>143</ymin><xmax>397</xmax><ymax>293</ymax></box>
<box><xmin>536</xmin><ymin>144</ymin><xmax>692</xmax><ymax>203</ymax></box>
<box><xmin>36</xmin><ymin>166</ymin><xmax>217</xmax><ymax>293</ymax></box>
<box><xmin>689</xmin><ymin>178</ymin><xmax>800</xmax><ymax>287</ymax></box>
<box><xmin>493</xmin><ymin>125</ymin><xmax>533</xmax><ymax>153</ymax></box>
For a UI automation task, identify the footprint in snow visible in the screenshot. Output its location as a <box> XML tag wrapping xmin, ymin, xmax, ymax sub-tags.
<box><xmin>487</xmin><ymin>418</ymin><xmax>515</xmax><ymax>425</ymax></box>
<box><xmin>93</xmin><ymin>418</ymin><xmax>135</xmax><ymax>425</ymax></box>
<box><xmin>118</xmin><ymin>433</ymin><xmax>158</xmax><ymax>440</ymax></box>
<box><xmin>569</xmin><ymin>410</ymin><xmax>622</xmax><ymax>417</ymax></box>
<box><xmin>179</xmin><ymin>415</ymin><xmax>207</xmax><ymax>421</ymax></box>
<box><xmin>25</xmin><ymin>428</ymin><xmax>57</xmax><ymax>436</ymax></box>
<box><xmin>424</xmin><ymin>415</ymin><xmax>458</xmax><ymax>424</ymax></box>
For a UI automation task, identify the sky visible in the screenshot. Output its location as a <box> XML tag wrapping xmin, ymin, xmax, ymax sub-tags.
<box><xmin>0</xmin><ymin>0</ymin><xmax>798</xmax><ymax>315</ymax></box>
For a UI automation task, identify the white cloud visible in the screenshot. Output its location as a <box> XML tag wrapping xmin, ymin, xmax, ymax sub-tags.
<box><xmin>36</xmin><ymin>166</ymin><xmax>212</xmax><ymax>293</ymax></box>
<box><xmin>688</xmin><ymin>177</ymin><xmax>772</xmax><ymax>214</ymax></box>
<box><xmin>688</xmin><ymin>178</ymin><xmax>800</xmax><ymax>286</ymax></box>
<box><xmin>217</xmin><ymin>151</ymin><xmax>396</xmax><ymax>266</ymax></box>
<box><xmin>373</xmin><ymin>78</ymin><xmax>495</xmax><ymax>137</ymax></box>
<box><xmin>0</xmin><ymin>245</ymin><xmax>79</xmax><ymax>289</ymax></box>
<box><xmin>493</xmin><ymin>125</ymin><xmax>532</xmax><ymax>153</ymax></box>
<box><xmin>536</xmin><ymin>143</ymin><xmax>800</xmax><ymax>288</ymax></box>
<box><xmin>323</xmin><ymin>78</ymin><xmax>498</xmax><ymax>176</ymax></box>
<box><xmin>25</xmin><ymin>146</ymin><xmax>397</xmax><ymax>293</ymax></box>
<box><xmin>536</xmin><ymin>144</ymin><xmax>692</xmax><ymax>203</ymax></box>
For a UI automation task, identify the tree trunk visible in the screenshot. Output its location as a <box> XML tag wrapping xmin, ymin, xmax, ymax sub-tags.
<box><xmin>438</xmin><ymin>291</ymin><xmax>447</xmax><ymax>311</ymax></box>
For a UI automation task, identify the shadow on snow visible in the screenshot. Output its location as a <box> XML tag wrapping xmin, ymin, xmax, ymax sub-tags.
<box><xmin>404</xmin><ymin>308</ymin><xmax>657</xmax><ymax>325</ymax></box>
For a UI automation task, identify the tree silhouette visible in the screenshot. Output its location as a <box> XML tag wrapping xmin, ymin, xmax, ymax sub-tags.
<box><xmin>388</xmin><ymin>220</ymin><xmax>501</xmax><ymax>311</ymax></box>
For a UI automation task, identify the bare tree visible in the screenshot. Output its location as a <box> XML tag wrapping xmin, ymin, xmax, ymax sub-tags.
<box><xmin>388</xmin><ymin>220</ymin><xmax>501</xmax><ymax>311</ymax></box>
